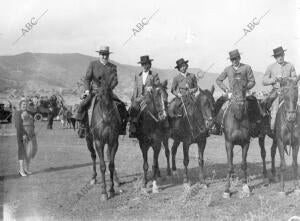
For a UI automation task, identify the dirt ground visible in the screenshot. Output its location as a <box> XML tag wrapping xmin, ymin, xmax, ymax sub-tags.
<box><xmin>1</xmin><ymin>121</ymin><xmax>300</xmax><ymax>221</ymax></box>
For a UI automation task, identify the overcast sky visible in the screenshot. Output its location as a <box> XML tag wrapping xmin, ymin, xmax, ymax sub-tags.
<box><xmin>0</xmin><ymin>0</ymin><xmax>299</xmax><ymax>73</ymax></box>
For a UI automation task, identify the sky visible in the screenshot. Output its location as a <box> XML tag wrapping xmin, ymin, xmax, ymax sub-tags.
<box><xmin>0</xmin><ymin>0</ymin><xmax>299</xmax><ymax>73</ymax></box>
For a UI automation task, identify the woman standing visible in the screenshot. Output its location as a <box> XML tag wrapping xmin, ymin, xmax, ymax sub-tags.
<box><xmin>15</xmin><ymin>100</ymin><xmax>38</xmax><ymax>176</ymax></box>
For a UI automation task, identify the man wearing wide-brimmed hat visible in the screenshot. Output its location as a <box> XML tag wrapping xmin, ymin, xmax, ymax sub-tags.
<box><xmin>263</xmin><ymin>46</ymin><xmax>299</xmax><ymax>131</ymax></box>
<box><xmin>128</xmin><ymin>55</ymin><xmax>160</xmax><ymax>137</ymax></box>
<box><xmin>212</xmin><ymin>50</ymin><xmax>257</xmax><ymax>134</ymax></box>
<box><xmin>168</xmin><ymin>58</ymin><xmax>198</xmax><ymax>118</ymax></box>
<box><xmin>216</xmin><ymin>49</ymin><xmax>255</xmax><ymax>94</ymax></box>
<box><xmin>75</xmin><ymin>46</ymin><xmax>128</xmax><ymax>137</ymax></box>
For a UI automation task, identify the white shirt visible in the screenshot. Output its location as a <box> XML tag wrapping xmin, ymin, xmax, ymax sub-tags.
<box><xmin>142</xmin><ymin>71</ymin><xmax>149</xmax><ymax>85</ymax></box>
<box><xmin>180</xmin><ymin>72</ymin><xmax>187</xmax><ymax>78</ymax></box>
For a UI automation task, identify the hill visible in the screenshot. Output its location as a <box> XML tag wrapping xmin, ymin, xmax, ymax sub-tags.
<box><xmin>0</xmin><ymin>53</ymin><xmax>268</xmax><ymax>102</ymax></box>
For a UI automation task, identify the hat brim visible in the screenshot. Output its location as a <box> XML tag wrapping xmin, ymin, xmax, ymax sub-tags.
<box><xmin>96</xmin><ymin>51</ymin><xmax>113</xmax><ymax>54</ymax></box>
<box><xmin>272</xmin><ymin>50</ymin><xmax>287</xmax><ymax>57</ymax></box>
<box><xmin>227</xmin><ymin>53</ymin><xmax>242</xmax><ymax>60</ymax></box>
<box><xmin>137</xmin><ymin>59</ymin><xmax>153</xmax><ymax>64</ymax></box>
<box><xmin>175</xmin><ymin>60</ymin><xmax>189</xmax><ymax>69</ymax></box>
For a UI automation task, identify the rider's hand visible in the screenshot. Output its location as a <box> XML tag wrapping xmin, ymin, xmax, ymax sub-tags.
<box><xmin>81</xmin><ymin>90</ymin><xmax>90</xmax><ymax>99</ymax></box>
<box><xmin>146</xmin><ymin>86</ymin><xmax>153</xmax><ymax>92</ymax></box>
<box><xmin>275</xmin><ymin>77</ymin><xmax>283</xmax><ymax>84</ymax></box>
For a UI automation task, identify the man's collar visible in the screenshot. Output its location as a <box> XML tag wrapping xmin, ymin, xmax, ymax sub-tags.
<box><xmin>276</xmin><ymin>61</ymin><xmax>286</xmax><ymax>66</ymax></box>
<box><xmin>139</xmin><ymin>70</ymin><xmax>152</xmax><ymax>76</ymax></box>
<box><xmin>99</xmin><ymin>59</ymin><xmax>108</xmax><ymax>65</ymax></box>
<box><xmin>232</xmin><ymin>63</ymin><xmax>241</xmax><ymax>69</ymax></box>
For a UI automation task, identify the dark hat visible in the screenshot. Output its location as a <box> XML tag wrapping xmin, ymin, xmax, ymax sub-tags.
<box><xmin>175</xmin><ymin>58</ymin><xmax>189</xmax><ymax>69</ymax></box>
<box><xmin>138</xmin><ymin>55</ymin><xmax>153</xmax><ymax>64</ymax></box>
<box><xmin>272</xmin><ymin>46</ymin><xmax>286</xmax><ymax>57</ymax></box>
<box><xmin>228</xmin><ymin>49</ymin><xmax>241</xmax><ymax>60</ymax></box>
<box><xmin>96</xmin><ymin>46</ymin><xmax>113</xmax><ymax>54</ymax></box>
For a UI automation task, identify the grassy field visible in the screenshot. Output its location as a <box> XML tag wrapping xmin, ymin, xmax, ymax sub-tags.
<box><xmin>0</xmin><ymin>121</ymin><xmax>300</xmax><ymax>221</ymax></box>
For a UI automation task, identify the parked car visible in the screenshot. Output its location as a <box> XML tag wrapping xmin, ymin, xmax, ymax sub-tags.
<box><xmin>0</xmin><ymin>100</ymin><xmax>12</xmax><ymax>124</ymax></box>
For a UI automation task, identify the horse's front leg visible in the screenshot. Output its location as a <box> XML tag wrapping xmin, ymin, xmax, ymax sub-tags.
<box><xmin>171</xmin><ymin>140</ymin><xmax>180</xmax><ymax>178</ymax></box>
<box><xmin>152</xmin><ymin>142</ymin><xmax>161</xmax><ymax>193</ymax></box>
<box><xmin>86</xmin><ymin>131</ymin><xmax>97</xmax><ymax>185</ymax></box>
<box><xmin>259</xmin><ymin>135</ymin><xmax>268</xmax><ymax>184</ymax></box>
<box><xmin>163</xmin><ymin>137</ymin><xmax>171</xmax><ymax>176</ymax></box>
<box><xmin>277</xmin><ymin>139</ymin><xmax>287</xmax><ymax>195</ymax></box>
<box><xmin>108</xmin><ymin>140</ymin><xmax>119</xmax><ymax>198</ymax></box>
<box><xmin>292</xmin><ymin>145</ymin><xmax>300</xmax><ymax>193</ymax></box>
<box><xmin>182</xmin><ymin>141</ymin><xmax>190</xmax><ymax>186</ymax></box>
<box><xmin>270</xmin><ymin>138</ymin><xmax>278</xmax><ymax>182</ymax></box>
<box><xmin>223</xmin><ymin>140</ymin><xmax>234</xmax><ymax>199</ymax></box>
<box><xmin>139</xmin><ymin>141</ymin><xmax>149</xmax><ymax>189</ymax></box>
<box><xmin>94</xmin><ymin>139</ymin><xmax>107</xmax><ymax>201</ymax></box>
<box><xmin>197</xmin><ymin>138</ymin><xmax>207</xmax><ymax>187</ymax></box>
<box><xmin>241</xmin><ymin>142</ymin><xmax>250</xmax><ymax>197</ymax></box>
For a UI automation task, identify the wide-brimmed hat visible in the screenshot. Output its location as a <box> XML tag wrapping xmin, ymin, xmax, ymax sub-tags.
<box><xmin>272</xmin><ymin>46</ymin><xmax>286</xmax><ymax>57</ymax></box>
<box><xmin>228</xmin><ymin>49</ymin><xmax>241</xmax><ymax>60</ymax></box>
<box><xmin>96</xmin><ymin>46</ymin><xmax>113</xmax><ymax>54</ymax></box>
<box><xmin>175</xmin><ymin>58</ymin><xmax>189</xmax><ymax>69</ymax></box>
<box><xmin>137</xmin><ymin>55</ymin><xmax>153</xmax><ymax>64</ymax></box>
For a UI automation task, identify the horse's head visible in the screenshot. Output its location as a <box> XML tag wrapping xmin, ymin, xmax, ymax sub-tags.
<box><xmin>231</xmin><ymin>74</ymin><xmax>247</xmax><ymax>120</ymax></box>
<box><xmin>95</xmin><ymin>76</ymin><xmax>113</xmax><ymax>107</ymax></box>
<box><xmin>144</xmin><ymin>80</ymin><xmax>168</xmax><ymax>121</ymax></box>
<box><xmin>198</xmin><ymin>85</ymin><xmax>215</xmax><ymax>129</ymax></box>
<box><xmin>281</xmin><ymin>78</ymin><xmax>299</xmax><ymax>122</ymax></box>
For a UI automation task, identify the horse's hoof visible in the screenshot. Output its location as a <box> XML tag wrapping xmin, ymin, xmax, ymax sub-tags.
<box><xmin>152</xmin><ymin>181</ymin><xmax>159</xmax><ymax>194</ymax></box>
<box><xmin>90</xmin><ymin>179</ymin><xmax>96</xmax><ymax>185</ymax></box>
<box><xmin>152</xmin><ymin>186</ymin><xmax>159</xmax><ymax>194</ymax></box>
<box><xmin>278</xmin><ymin>191</ymin><xmax>286</xmax><ymax>197</ymax></box>
<box><xmin>200</xmin><ymin>183</ymin><xmax>208</xmax><ymax>189</ymax></box>
<box><xmin>108</xmin><ymin>191</ymin><xmax>115</xmax><ymax>199</ymax></box>
<box><xmin>172</xmin><ymin>170</ymin><xmax>179</xmax><ymax>178</ymax></box>
<box><xmin>294</xmin><ymin>189</ymin><xmax>300</xmax><ymax>195</ymax></box>
<box><xmin>100</xmin><ymin>193</ymin><xmax>108</xmax><ymax>201</ymax></box>
<box><xmin>183</xmin><ymin>182</ymin><xmax>191</xmax><ymax>191</ymax></box>
<box><xmin>223</xmin><ymin>192</ymin><xmax>231</xmax><ymax>199</ymax></box>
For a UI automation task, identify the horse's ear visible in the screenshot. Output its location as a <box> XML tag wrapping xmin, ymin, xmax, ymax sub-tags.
<box><xmin>210</xmin><ymin>85</ymin><xmax>215</xmax><ymax>95</ymax></box>
<box><xmin>161</xmin><ymin>80</ymin><xmax>168</xmax><ymax>88</ymax></box>
<box><xmin>198</xmin><ymin>87</ymin><xmax>204</xmax><ymax>94</ymax></box>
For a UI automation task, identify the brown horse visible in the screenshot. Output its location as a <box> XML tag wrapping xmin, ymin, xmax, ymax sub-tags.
<box><xmin>162</xmin><ymin>86</ymin><xmax>215</xmax><ymax>187</ymax></box>
<box><xmin>222</xmin><ymin>76</ymin><xmax>251</xmax><ymax>198</ymax></box>
<box><xmin>135</xmin><ymin>81</ymin><xmax>168</xmax><ymax>193</ymax></box>
<box><xmin>274</xmin><ymin>78</ymin><xmax>300</xmax><ymax>195</ymax></box>
<box><xmin>85</xmin><ymin>77</ymin><xmax>121</xmax><ymax>201</ymax></box>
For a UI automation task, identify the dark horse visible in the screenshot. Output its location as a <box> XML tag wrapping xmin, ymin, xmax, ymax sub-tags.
<box><xmin>222</xmin><ymin>76</ymin><xmax>251</xmax><ymax>198</ymax></box>
<box><xmin>134</xmin><ymin>81</ymin><xmax>168</xmax><ymax>193</ymax></box>
<box><xmin>274</xmin><ymin>78</ymin><xmax>300</xmax><ymax>195</ymax></box>
<box><xmin>162</xmin><ymin>86</ymin><xmax>215</xmax><ymax>187</ymax></box>
<box><xmin>85</xmin><ymin>77</ymin><xmax>121</xmax><ymax>201</ymax></box>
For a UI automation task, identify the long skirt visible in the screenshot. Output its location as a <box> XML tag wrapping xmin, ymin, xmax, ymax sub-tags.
<box><xmin>23</xmin><ymin>126</ymin><xmax>38</xmax><ymax>161</ymax></box>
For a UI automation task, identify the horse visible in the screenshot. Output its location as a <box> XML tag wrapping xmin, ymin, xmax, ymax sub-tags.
<box><xmin>222</xmin><ymin>76</ymin><xmax>251</xmax><ymax>198</ymax></box>
<box><xmin>134</xmin><ymin>81</ymin><xmax>168</xmax><ymax>193</ymax></box>
<box><xmin>162</xmin><ymin>86</ymin><xmax>215</xmax><ymax>187</ymax></box>
<box><xmin>273</xmin><ymin>77</ymin><xmax>300</xmax><ymax>195</ymax></box>
<box><xmin>85</xmin><ymin>76</ymin><xmax>121</xmax><ymax>201</ymax></box>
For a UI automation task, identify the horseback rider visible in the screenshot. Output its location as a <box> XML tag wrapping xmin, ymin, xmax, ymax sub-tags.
<box><xmin>128</xmin><ymin>55</ymin><xmax>161</xmax><ymax>138</ymax></box>
<box><xmin>75</xmin><ymin>46</ymin><xmax>127</xmax><ymax>137</ymax></box>
<box><xmin>263</xmin><ymin>46</ymin><xmax>299</xmax><ymax>131</ymax></box>
<box><xmin>168</xmin><ymin>58</ymin><xmax>198</xmax><ymax>118</ymax></box>
<box><xmin>216</xmin><ymin>49</ymin><xmax>256</xmax><ymax>102</ymax></box>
